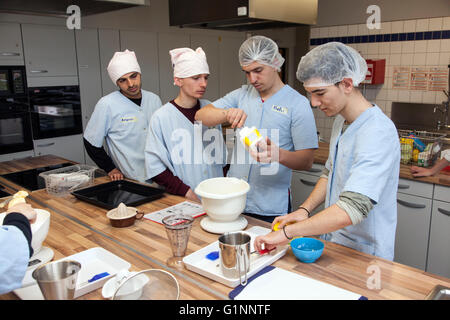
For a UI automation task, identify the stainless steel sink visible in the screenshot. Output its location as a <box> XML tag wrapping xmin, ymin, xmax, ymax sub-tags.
<box><xmin>425</xmin><ymin>285</ymin><xmax>450</xmax><ymax>300</ymax></box>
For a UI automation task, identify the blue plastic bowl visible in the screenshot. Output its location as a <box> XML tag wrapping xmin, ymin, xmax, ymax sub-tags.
<box><xmin>290</xmin><ymin>237</ymin><xmax>324</xmax><ymax>263</ymax></box>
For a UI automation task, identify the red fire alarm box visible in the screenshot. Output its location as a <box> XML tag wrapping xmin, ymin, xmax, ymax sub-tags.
<box><xmin>363</xmin><ymin>59</ymin><xmax>385</xmax><ymax>84</ymax></box>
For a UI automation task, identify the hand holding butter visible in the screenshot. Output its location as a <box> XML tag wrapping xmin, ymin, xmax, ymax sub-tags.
<box><xmin>239</xmin><ymin>126</ymin><xmax>280</xmax><ymax>163</ymax></box>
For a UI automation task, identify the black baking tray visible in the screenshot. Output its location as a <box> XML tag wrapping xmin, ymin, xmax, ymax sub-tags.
<box><xmin>71</xmin><ymin>180</ymin><xmax>165</xmax><ymax>210</ymax></box>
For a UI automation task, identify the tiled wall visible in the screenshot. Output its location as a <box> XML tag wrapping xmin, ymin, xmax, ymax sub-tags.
<box><xmin>309</xmin><ymin>16</ymin><xmax>450</xmax><ymax>142</ymax></box>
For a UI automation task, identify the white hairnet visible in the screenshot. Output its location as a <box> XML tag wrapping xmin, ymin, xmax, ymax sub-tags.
<box><xmin>169</xmin><ymin>47</ymin><xmax>209</xmax><ymax>78</ymax></box>
<box><xmin>107</xmin><ymin>49</ymin><xmax>141</xmax><ymax>85</ymax></box>
<box><xmin>296</xmin><ymin>42</ymin><xmax>367</xmax><ymax>87</ymax></box>
<box><xmin>238</xmin><ymin>36</ymin><xmax>285</xmax><ymax>71</ymax></box>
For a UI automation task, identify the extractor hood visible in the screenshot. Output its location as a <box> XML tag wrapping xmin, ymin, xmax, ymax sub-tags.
<box><xmin>0</xmin><ymin>0</ymin><xmax>148</xmax><ymax>17</ymax></box>
<box><xmin>169</xmin><ymin>0</ymin><xmax>318</xmax><ymax>31</ymax></box>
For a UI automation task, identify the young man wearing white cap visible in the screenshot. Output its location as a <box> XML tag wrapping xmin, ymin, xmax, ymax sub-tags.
<box><xmin>145</xmin><ymin>47</ymin><xmax>226</xmax><ymax>202</ymax></box>
<box><xmin>195</xmin><ymin>36</ymin><xmax>318</xmax><ymax>222</ymax></box>
<box><xmin>84</xmin><ymin>49</ymin><xmax>162</xmax><ymax>182</ymax></box>
<box><xmin>254</xmin><ymin>42</ymin><xmax>400</xmax><ymax>261</ymax></box>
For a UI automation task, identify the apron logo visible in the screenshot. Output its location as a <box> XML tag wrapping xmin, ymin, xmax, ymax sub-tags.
<box><xmin>272</xmin><ymin>105</ymin><xmax>288</xmax><ymax>115</ymax></box>
<box><xmin>121</xmin><ymin>116</ymin><xmax>137</xmax><ymax>123</ymax></box>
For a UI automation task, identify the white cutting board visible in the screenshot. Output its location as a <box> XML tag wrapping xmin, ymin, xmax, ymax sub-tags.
<box><xmin>232</xmin><ymin>267</ymin><xmax>363</xmax><ymax>300</ymax></box>
<box><xmin>183</xmin><ymin>226</ymin><xmax>288</xmax><ymax>288</ymax></box>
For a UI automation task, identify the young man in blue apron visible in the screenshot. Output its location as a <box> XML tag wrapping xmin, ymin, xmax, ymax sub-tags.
<box><xmin>84</xmin><ymin>50</ymin><xmax>162</xmax><ymax>183</ymax></box>
<box><xmin>255</xmin><ymin>42</ymin><xmax>400</xmax><ymax>260</ymax></box>
<box><xmin>195</xmin><ymin>36</ymin><xmax>318</xmax><ymax>222</ymax></box>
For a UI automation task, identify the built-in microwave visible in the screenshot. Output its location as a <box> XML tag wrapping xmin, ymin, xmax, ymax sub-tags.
<box><xmin>0</xmin><ymin>66</ymin><xmax>27</xmax><ymax>97</ymax></box>
<box><xmin>28</xmin><ymin>85</ymin><xmax>83</xmax><ymax>140</ymax></box>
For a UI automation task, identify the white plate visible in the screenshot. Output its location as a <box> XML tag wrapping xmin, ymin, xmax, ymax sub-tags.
<box><xmin>14</xmin><ymin>247</ymin><xmax>131</xmax><ymax>300</ymax></box>
<box><xmin>182</xmin><ymin>226</ymin><xmax>288</xmax><ymax>288</ymax></box>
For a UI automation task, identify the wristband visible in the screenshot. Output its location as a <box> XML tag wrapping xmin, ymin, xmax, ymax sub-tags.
<box><xmin>283</xmin><ymin>225</ymin><xmax>293</xmax><ymax>240</ymax></box>
<box><xmin>299</xmin><ymin>206</ymin><xmax>311</xmax><ymax>217</ymax></box>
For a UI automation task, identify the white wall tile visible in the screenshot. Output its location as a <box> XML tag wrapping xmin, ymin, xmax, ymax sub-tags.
<box><xmin>439</xmin><ymin>52</ymin><xmax>450</xmax><ymax>65</ymax></box>
<box><xmin>310</xmin><ymin>27</ymin><xmax>320</xmax><ymax>38</ymax></box>
<box><xmin>338</xmin><ymin>25</ymin><xmax>348</xmax><ymax>37</ymax></box>
<box><xmin>357</xmin><ymin>23</ymin><xmax>368</xmax><ymax>35</ymax></box>
<box><xmin>379</xmin><ymin>42</ymin><xmax>390</xmax><ymax>55</ymax></box>
<box><xmin>401</xmin><ymin>53</ymin><xmax>413</xmax><ymax>66</ymax></box>
<box><xmin>428</xmin><ymin>17</ymin><xmax>443</xmax><ymax>31</ymax></box>
<box><xmin>328</xmin><ymin>26</ymin><xmax>338</xmax><ymax>37</ymax></box>
<box><xmin>422</xmin><ymin>91</ymin><xmax>436</xmax><ymax>103</ymax></box>
<box><xmin>403</xmin><ymin>20</ymin><xmax>416</xmax><ymax>33</ymax></box>
<box><xmin>416</xmin><ymin>19</ymin><xmax>429</xmax><ymax>32</ymax></box>
<box><xmin>347</xmin><ymin>24</ymin><xmax>358</xmax><ymax>36</ymax></box>
<box><xmin>414</xmin><ymin>40</ymin><xmax>427</xmax><ymax>53</ymax></box>
<box><xmin>380</xmin><ymin>22</ymin><xmax>391</xmax><ymax>34</ymax></box>
<box><xmin>390</xmin><ymin>42</ymin><xmax>402</xmax><ymax>54</ymax></box>
<box><xmin>441</xmin><ymin>39</ymin><xmax>450</xmax><ymax>53</ymax></box>
<box><xmin>319</xmin><ymin>27</ymin><xmax>329</xmax><ymax>38</ymax></box>
<box><xmin>385</xmin><ymin>101</ymin><xmax>392</xmax><ymax>114</ymax></box>
<box><xmin>387</xmin><ymin>89</ymin><xmax>398</xmax><ymax>100</ymax></box>
<box><xmin>409</xmin><ymin>91</ymin><xmax>423</xmax><ymax>103</ymax></box>
<box><xmin>443</xmin><ymin>17</ymin><xmax>450</xmax><ymax>30</ymax></box>
<box><xmin>398</xmin><ymin>90</ymin><xmax>410</xmax><ymax>102</ymax></box>
<box><xmin>401</xmin><ymin>41</ymin><xmax>414</xmax><ymax>53</ymax></box>
<box><xmin>427</xmin><ymin>39</ymin><xmax>441</xmax><ymax>53</ymax></box>
<box><xmin>413</xmin><ymin>53</ymin><xmax>427</xmax><ymax>65</ymax></box>
<box><xmin>391</xmin><ymin>21</ymin><xmax>404</xmax><ymax>33</ymax></box>
<box><xmin>390</xmin><ymin>54</ymin><xmax>401</xmax><ymax>66</ymax></box>
<box><xmin>368</xmin><ymin>43</ymin><xmax>379</xmax><ymax>55</ymax></box>
<box><xmin>426</xmin><ymin>52</ymin><xmax>440</xmax><ymax>65</ymax></box>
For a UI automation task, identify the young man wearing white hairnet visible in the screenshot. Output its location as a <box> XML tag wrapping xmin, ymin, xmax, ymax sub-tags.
<box><xmin>195</xmin><ymin>36</ymin><xmax>318</xmax><ymax>222</ymax></box>
<box><xmin>84</xmin><ymin>50</ymin><xmax>162</xmax><ymax>183</ymax></box>
<box><xmin>255</xmin><ymin>42</ymin><xmax>400</xmax><ymax>260</ymax></box>
<box><xmin>145</xmin><ymin>48</ymin><xmax>226</xmax><ymax>203</ymax></box>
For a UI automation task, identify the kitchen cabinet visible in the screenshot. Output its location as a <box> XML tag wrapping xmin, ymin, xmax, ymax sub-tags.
<box><xmin>395</xmin><ymin>192</ymin><xmax>432</xmax><ymax>270</ymax></box>
<box><xmin>98</xmin><ymin>29</ymin><xmax>120</xmax><ymax>96</ymax></box>
<box><xmin>120</xmin><ymin>30</ymin><xmax>159</xmax><ymax>96</ymax></box>
<box><xmin>290</xmin><ymin>163</ymin><xmax>325</xmax><ymax>215</ymax></box>
<box><xmin>0</xmin><ymin>22</ymin><xmax>24</xmax><ymax>65</ymax></box>
<box><xmin>157</xmin><ymin>33</ymin><xmax>190</xmax><ymax>103</ymax></box>
<box><xmin>21</xmin><ymin>24</ymin><xmax>77</xmax><ymax>78</ymax></box>
<box><xmin>34</xmin><ymin>134</ymin><xmax>84</xmax><ymax>164</ymax></box>
<box><xmin>218</xmin><ymin>35</ymin><xmax>247</xmax><ymax>97</ymax></box>
<box><xmin>427</xmin><ymin>199</ymin><xmax>450</xmax><ymax>279</ymax></box>
<box><xmin>190</xmin><ymin>34</ymin><xmax>220</xmax><ymax>101</ymax></box>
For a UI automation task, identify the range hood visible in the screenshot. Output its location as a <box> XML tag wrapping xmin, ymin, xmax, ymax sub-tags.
<box><xmin>0</xmin><ymin>0</ymin><xmax>148</xmax><ymax>17</ymax></box>
<box><xmin>169</xmin><ymin>0</ymin><xmax>318</xmax><ymax>31</ymax></box>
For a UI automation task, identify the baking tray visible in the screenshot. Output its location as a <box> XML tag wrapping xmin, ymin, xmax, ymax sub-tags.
<box><xmin>71</xmin><ymin>180</ymin><xmax>165</xmax><ymax>209</ymax></box>
<box><xmin>183</xmin><ymin>226</ymin><xmax>289</xmax><ymax>288</ymax></box>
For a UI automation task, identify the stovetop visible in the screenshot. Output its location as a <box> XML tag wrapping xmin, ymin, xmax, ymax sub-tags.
<box><xmin>0</xmin><ymin>162</ymin><xmax>74</xmax><ymax>191</ymax></box>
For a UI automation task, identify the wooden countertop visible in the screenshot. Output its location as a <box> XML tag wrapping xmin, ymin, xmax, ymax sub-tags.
<box><xmin>1</xmin><ymin>155</ymin><xmax>450</xmax><ymax>300</ymax></box>
<box><xmin>314</xmin><ymin>143</ymin><xmax>450</xmax><ymax>187</ymax></box>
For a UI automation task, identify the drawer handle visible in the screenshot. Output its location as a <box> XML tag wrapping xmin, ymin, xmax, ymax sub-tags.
<box><xmin>397</xmin><ymin>199</ymin><xmax>426</xmax><ymax>209</ymax></box>
<box><xmin>30</xmin><ymin>70</ymin><xmax>48</xmax><ymax>73</ymax></box>
<box><xmin>37</xmin><ymin>142</ymin><xmax>55</xmax><ymax>147</ymax></box>
<box><xmin>300</xmin><ymin>179</ymin><xmax>317</xmax><ymax>187</ymax></box>
<box><xmin>1</xmin><ymin>52</ymin><xmax>20</xmax><ymax>56</ymax></box>
<box><xmin>308</xmin><ymin>168</ymin><xmax>322</xmax><ymax>173</ymax></box>
<box><xmin>438</xmin><ymin>208</ymin><xmax>450</xmax><ymax>217</ymax></box>
<box><xmin>398</xmin><ymin>184</ymin><xmax>410</xmax><ymax>190</ymax></box>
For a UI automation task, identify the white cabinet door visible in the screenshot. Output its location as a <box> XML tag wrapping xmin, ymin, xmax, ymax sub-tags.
<box><xmin>218</xmin><ymin>35</ymin><xmax>246</xmax><ymax>97</ymax></box>
<box><xmin>98</xmin><ymin>29</ymin><xmax>120</xmax><ymax>96</ymax></box>
<box><xmin>0</xmin><ymin>22</ymin><xmax>24</xmax><ymax>65</ymax></box>
<box><xmin>290</xmin><ymin>171</ymin><xmax>324</xmax><ymax>214</ymax></box>
<box><xmin>157</xmin><ymin>33</ymin><xmax>190</xmax><ymax>103</ymax></box>
<box><xmin>22</xmin><ymin>24</ymin><xmax>77</xmax><ymax>78</ymax></box>
<box><xmin>34</xmin><ymin>134</ymin><xmax>84</xmax><ymax>164</ymax></box>
<box><xmin>75</xmin><ymin>28</ymin><xmax>102</xmax><ymax>130</ymax></box>
<box><xmin>427</xmin><ymin>200</ymin><xmax>450</xmax><ymax>278</ymax></box>
<box><xmin>394</xmin><ymin>193</ymin><xmax>432</xmax><ymax>270</ymax></box>
<box><xmin>120</xmin><ymin>30</ymin><xmax>159</xmax><ymax>96</ymax></box>
<box><xmin>190</xmin><ymin>34</ymin><xmax>220</xmax><ymax>101</ymax></box>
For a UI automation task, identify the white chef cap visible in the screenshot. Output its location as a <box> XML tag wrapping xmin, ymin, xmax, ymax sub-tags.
<box><xmin>238</xmin><ymin>35</ymin><xmax>285</xmax><ymax>71</ymax></box>
<box><xmin>296</xmin><ymin>42</ymin><xmax>367</xmax><ymax>88</ymax></box>
<box><xmin>169</xmin><ymin>47</ymin><xmax>209</xmax><ymax>79</ymax></box>
<box><xmin>107</xmin><ymin>49</ymin><xmax>141</xmax><ymax>85</ymax></box>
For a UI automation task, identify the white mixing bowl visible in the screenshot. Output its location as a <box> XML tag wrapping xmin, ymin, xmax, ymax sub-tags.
<box><xmin>0</xmin><ymin>208</ymin><xmax>51</xmax><ymax>255</ymax></box>
<box><xmin>195</xmin><ymin>177</ymin><xmax>250</xmax><ymax>222</ymax></box>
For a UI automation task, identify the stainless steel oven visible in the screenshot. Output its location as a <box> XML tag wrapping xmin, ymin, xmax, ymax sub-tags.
<box><xmin>29</xmin><ymin>85</ymin><xmax>82</xmax><ymax>139</ymax></box>
<box><xmin>0</xmin><ymin>66</ymin><xmax>33</xmax><ymax>155</ymax></box>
